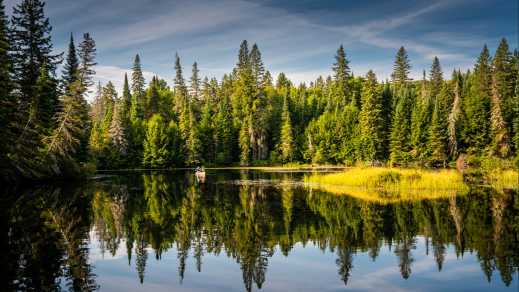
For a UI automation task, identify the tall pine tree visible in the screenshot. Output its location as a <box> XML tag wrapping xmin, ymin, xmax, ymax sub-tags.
<box><xmin>359</xmin><ymin>70</ymin><xmax>383</xmax><ymax>162</ymax></box>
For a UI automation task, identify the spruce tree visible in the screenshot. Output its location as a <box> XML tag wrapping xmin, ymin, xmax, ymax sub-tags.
<box><xmin>332</xmin><ymin>45</ymin><xmax>350</xmax><ymax>105</ymax></box>
<box><xmin>34</xmin><ymin>62</ymin><xmax>58</xmax><ymax>130</ymax></box>
<box><xmin>62</xmin><ymin>34</ymin><xmax>79</xmax><ymax>92</ymax></box>
<box><xmin>186</xmin><ymin>107</ymin><xmax>202</xmax><ymax>166</ymax></box>
<box><xmin>279</xmin><ymin>95</ymin><xmax>294</xmax><ymax>162</ymax></box>
<box><xmin>198</xmin><ymin>102</ymin><xmax>214</xmax><ymax>163</ymax></box>
<box><xmin>447</xmin><ymin>71</ymin><xmax>462</xmax><ymax>157</ymax></box>
<box><xmin>490</xmin><ymin>70</ymin><xmax>510</xmax><ymax>157</ymax></box>
<box><xmin>250</xmin><ymin>43</ymin><xmax>265</xmax><ymax>90</ymax></box>
<box><xmin>359</xmin><ymin>70</ymin><xmax>383</xmax><ymax>162</ymax></box>
<box><xmin>410</xmin><ymin>71</ymin><xmax>431</xmax><ymax>161</ymax></box>
<box><xmin>391</xmin><ymin>47</ymin><xmax>411</xmax><ymax>88</ymax></box>
<box><xmin>131</xmin><ymin>54</ymin><xmax>145</xmax><ymax>120</ymax></box>
<box><xmin>10</xmin><ymin>0</ymin><xmax>60</xmax><ymax>103</ymax></box>
<box><xmin>492</xmin><ymin>39</ymin><xmax>514</xmax><ymax>134</ymax></box>
<box><xmin>190</xmin><ymin>62</ymin><xmax>201</xmax><ymax>100</ymax></box>
<box><xmin>174</xmin><ymin>53</ymin><xmax>189</xmax><ymax>113</ymax></box>
<box><xmin>214</xmin><ymin>95</ymin><xmax>234</xmax><ymax>164</ymax></box>
<box><xmin>122</xmin><ymin>73</ymin><xmax>131</xmax><ymax>121</ymax></box>
<box><xmin>463</xmin><ymin>45</ymin><xmax>491</xmax><ymax>153</ymax></box>
<box><xmin>389</xmin><ymin>87</ymin><xmax>413</xmax><ymax>165</ymax></box>
<box><xmin>429</xmin><ymin>57</ymin><xmax>443</xmax><ymax>99</ymax></box>
<box><xmin>428</xmin><ymin>85</ymin><xmax>449</xmax><ymax>166</ymax></box>
<box><xmin>77</xmin><ymin>33</ymin><xmax>96</xmax><ymax>91</ymax></box>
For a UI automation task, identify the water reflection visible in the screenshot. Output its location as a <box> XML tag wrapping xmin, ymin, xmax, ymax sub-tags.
<box><xmin>2</xmin><ymin>170</ymin><xmax>518</xmax><ymax>291</ymax></box>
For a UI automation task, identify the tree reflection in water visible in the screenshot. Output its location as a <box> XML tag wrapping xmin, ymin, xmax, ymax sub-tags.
<box><xmin>1</xmin><ymin>170</ymin><xmax>518</xmax><ymax>291</ymax></box>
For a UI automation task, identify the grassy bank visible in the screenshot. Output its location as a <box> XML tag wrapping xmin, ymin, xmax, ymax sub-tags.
<box><xmin>305</xmin><ymin>167</ymin><xmax>470</xmax><ymax>203</ymax></box>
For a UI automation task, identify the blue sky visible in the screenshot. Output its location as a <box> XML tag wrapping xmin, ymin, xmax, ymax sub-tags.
<box><xmin>5</xmin><ymin>0</ymin><xmax>518</xmax><ymax>93</ymax></box>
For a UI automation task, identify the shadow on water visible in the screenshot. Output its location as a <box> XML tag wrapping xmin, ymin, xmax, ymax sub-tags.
<box><xmin>1</xmin><ymin>169</ymin><xmax>518</xmax><ymax>291</ymax></box>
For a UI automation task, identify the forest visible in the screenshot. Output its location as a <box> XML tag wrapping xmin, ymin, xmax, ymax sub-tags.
<box><xmin>1</xmin><ymin>0</ymin><xmax>518</xmax><ymax>182</ymax></box>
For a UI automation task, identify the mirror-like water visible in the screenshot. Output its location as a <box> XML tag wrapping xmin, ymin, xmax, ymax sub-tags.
<box><xmin>2</xmin><ymin>170</ymin><xmax>518</xmax><ymax>291</ymax></box>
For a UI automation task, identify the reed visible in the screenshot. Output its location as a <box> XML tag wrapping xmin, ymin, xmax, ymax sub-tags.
<box><xmin>305</xmin><ymin>167</ymin><xmax>469</xmax><ymax>203</ymax></box>
<box><xmin>486</xmin><ymin>169</ymin><xmax>519</xmax><ymax>190</ymax></box>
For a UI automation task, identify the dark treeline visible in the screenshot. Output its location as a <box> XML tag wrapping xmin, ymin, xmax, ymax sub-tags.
<box><xmin>3</xmin><ymin>172</ymin><xmax>518</xmax><ymax>291</ymax></box>
<box><xmin>1</xmin><ymin>0</ymin><xmax>518</xmax><ymax>181</ymax></box>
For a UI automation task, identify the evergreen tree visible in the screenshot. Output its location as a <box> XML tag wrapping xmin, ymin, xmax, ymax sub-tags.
<box><xmin>61</xmin><ymin>34</ymin><xmax>78</xmax><ymax>92</ymax></box>
<box><xmin>214</xmin><ymin>95</ymin><xmax>234</xmax><ymax>164</ymax></box>
<box><xmin>332</xmin><ymin>45</ymin><xmax>350</xmax><ymax>105</ymax></box>
<box><xmin>359</xmin><ymin>70</ymin><xmax>383</xmax><ymax>162</ymax></box>
<box><xmin>391</xmin><ymin>47</ymin><xmax>411</xmax><ymax>88</ymax></box>
<box><xmin>174</xmin><ymin>53</ymin><xmax>188</xmax><ymax>112</ymax></box>
<box><xmin>131</xmin><ymin>54</ymin><xmax>145</xmax><ymax>120</ymax></box>
<box><xmin>122</xmin><ymin>73</ymin><xmax>131</xmax><ymax>121</ymax></box>
<box><xmin>390</xmin><ymin>87</ymin><xmax>413</xmax><ymax>165</ymax></box>
<box><xmin>429</xmin><ymin>57</ymin><xmax>443</xmax><ymax>99</ymax></box>
<box><xmin>190</xmin><ymin>62</ymin><xmax>201</xmax><ymax>100</ymax></box>
<box><xmin>463</xmin><ymin>45</ymin><xmax>492</xmax><ymax>153</ymax></box>
<box><xmin>428</xmin><ymin>86</ymin><xmax>449</xmax><ymax>166</ymax></box>
<box><xmin>10</xmin><ymin>0</ymin><xmax>60</xmax><ymax>103</ymax></box>
<box><xmin>250</xmin><ymin>43</ymin><xmax>265</xmax><ymax>90</ymax></box>
<box><xmin>239</xmin><ymin>117</ymin><xmax>251</xmax><ymax>164</ymax></box>
<box><xmin>145</xmin><ymin>76</ymin><xmax>160</xmax><ymax>118</ymax></box>
<box><xmin>410</xmin><ymin>71</ymin><xmax>431</xmax><ymax>161</ymax></box>
<box><xmin>34</xmin><ymin>62</ymin><xmax>58</xmax><ymax>130</ymax></box>
<box><xmin>492</xmin><ymin>39</ymin><xmax>514</xmax><ymax>137</ymax></box>
<box><xmin>448</xmin><ymin>71</ymin><xmax>463</xmax><ymax>157</ymax></box>
<box><xmin>186</xmin><ymin>107</ymin><xmax>202</xmax><ymax>166</ymax></box>
<box><xmin>279</xmin><ymin>95</ymin><xmax>294</xmax><ymax>163</ymax></box>
<box><xmin>77</xmin><ymin>33</ymin><xmax>96</xmax><ymax>91</ymax></box>
<box><xmin>143</xmin><ymin>114</ymin><xmax>169</xmax><ymax>168</ymax></box>
<box><xmin>109</xmin><ymin>101</ymin><xmax>128</xmax><ymax>156</ymax></box>
<box><xmin>198</xmin><ymin>102</ymin><xmax>214</xmax><ymax>163</ymax></box>
<box><xmin>490</xmin><ymin>70</ymin><xmax>510</xmax><ymax>157</ymax></box>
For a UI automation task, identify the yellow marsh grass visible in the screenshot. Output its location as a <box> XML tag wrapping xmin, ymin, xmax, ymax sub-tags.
<box><xmin>487</xmin><ymin>170</ymin><xmax>519</xmax><ymax>190</ymax></box>
<box><xmin>305</xmin><ymin>167</ymin><xmax>469</xmax><ymax>203</ymax></box>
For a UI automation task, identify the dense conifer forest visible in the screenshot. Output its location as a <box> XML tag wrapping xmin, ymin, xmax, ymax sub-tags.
<box><xmin>0</xmin><ymin>0</ymin><xmax>518</xmax><ymax>182</ymax></box>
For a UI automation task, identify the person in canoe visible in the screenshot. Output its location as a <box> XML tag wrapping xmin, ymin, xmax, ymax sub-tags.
<box><xmin>195</xmin><ymin>166</ymin><xmax>206</xmax><ymax>183</ymax></box>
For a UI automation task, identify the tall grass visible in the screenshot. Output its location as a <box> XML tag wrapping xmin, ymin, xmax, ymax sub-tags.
<box><xmin>486</xmin><ymin>169</ymin><xmax>519</xmax><ymax>190</ymax></box>
<box><xmin>305</xmin><ymin>167</ymin><xmax>469</xmax><ymax>203</ymax></box>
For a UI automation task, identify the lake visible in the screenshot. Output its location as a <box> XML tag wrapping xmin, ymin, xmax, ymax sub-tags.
<box><xmin>2</xmin><ymin>169</ymin><xmax>518</xmax><ymax>291</ymax></box>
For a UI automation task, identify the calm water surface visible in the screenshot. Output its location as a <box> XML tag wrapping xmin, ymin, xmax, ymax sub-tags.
<box><xmin>2</xmin><ymin>170</ymin><xmax>518</xmax><ymax>291</ymax></box>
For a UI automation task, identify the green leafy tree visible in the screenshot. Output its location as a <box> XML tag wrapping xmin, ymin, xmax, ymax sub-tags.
<box><xmin>429</xmin><ymin>56</ymin><xmax>443</xmax><ymax>99</ymax></box>
<box><xmin>109</xmin><ymin>100</ymin><xmax>128</xmax><ymax>156</ymax></box>
<box><xmin>190</xmin><ymin>62</ymin><xmax>201</xmax><ymax>100</ymax></box>
<box><xmin>410</xmin><ymin>71</ymin><xmax>431</xmax><ymax>161</ymax></box>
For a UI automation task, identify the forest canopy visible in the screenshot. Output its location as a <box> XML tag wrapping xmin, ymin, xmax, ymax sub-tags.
<box><xmin>0</xmin><ymin>0</ymin><xmax>518</xmax><ymax>182</ymax></box>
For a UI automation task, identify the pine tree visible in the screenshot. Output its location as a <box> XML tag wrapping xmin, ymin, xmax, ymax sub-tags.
<box><xmin>429</xmin><ymin>57</ymin><xmax>443</xmax><ymax>99</ymax></box>
<box><xmin>492</xmin><ymin>39</ymin><xmax>514</xmax><ymax>137</ymax></box>
<box><xmin>250</xmin><ymin>43</ymin><xmax>265</xmax><ymax>90</ymax></box>
<box><xmin>190</xmin><ymin>62</ymin><xmax>201</xmax><ymax>100</ymax></box>
<box><xmin>463</xmin><ymin>45</ymin><xmax>492</xmax><ymax>153</ymax></box>
<box><xmin>122</xmin><ymin>73</ymin><xmax>131</xmax><ymax>121</ymax></box>
<box><xmin>391</xmin><ymin>47</ymin><xmax>411</xmax><ymax>88</ymax></box>
<box><xmin>174</xmin><ymin>53</ymin><xmax>188</xmax><ymax>112</ymax></box>
<box><xmin>410</xmin><ymin>71</ymin><xmax>431</xmax><ymax>161</ymax></box>
<box><xmin>239</xmin><ymin>117</ymin><xmax>251</xmax><ymax>164</ymax></box>
<box><xmin>186</xmin><ymin>107</ymin><xmax>202</xmax><ymax>165</ymax></box>
<box><xmin>279</xmin><ymin>95</ymin><xmax>294</xmax><ymax>162</ymax></box>
<box><xmin>332</xmin><ymin>45</ymin><xmax>350</xmax><ymax>105</ymax></box>
<box><xmin>198</xmin><ymin>102</ymin><xmax>214</xmax><ymax>163</ymax></box>
<box><xmin>131</xmin><ymin>54</ymin><xmax>145</xmax><ymax>120</ymax></box>
<box><xmin>143</xmin><ymin>114</ymin><xmax>169</xmax><ymax>168</ymax></box>
<box><xmin>490</xmin><ymin>71</ymin><xmax>510</xmax><ymax>157</ymax></box>
<box><xmin>359</xmin><ymin>70</ymin><xmax>383</xmax><ymax>162</ymax></box>
<box><xmin>214</xmin><ymin>95</ymin><xmax>234</xmax><ymax>164</ymax></box>
<box><xmin>77</xmin><ymin>33</ymin><xmax>96</xmax><ymax>92</ymax></box>
<box><xmin>428</xmin><ymin>86</ymin><xmax>449</xmax><ymax>166</ymax></box>
<box><xmin>10</xmin><ymin>0</ymin><xmax>60</xmax><ymax>103</ymax></box>
<box><xmin>34</xmin><ymin>62</ymin><xmax>58</xmax><ymax>130</ymax></box>
<box><xmin>448</xmin><ymin>71</ymin><xmax>463</xmax><ymax>157</ymax></box>
<box><xmin>62</xmin><ymin>34</ymin><xmax>78</xmax><ymax>92</ymax></box>
<box><xmin>390</xmin><ymin>87</ymin><xmax>413</xmax><ymax>165</ymax></box>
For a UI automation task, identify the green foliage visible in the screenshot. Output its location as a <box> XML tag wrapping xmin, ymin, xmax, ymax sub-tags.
<box><xmin>143</xmin><ymin>114</ymin><xmax>170</xmax><ymax>168</ymax></box>
<box><xmin>359</xmin><ymin>70</ymin><xmax>383</xmax><ymax>162</ymax></box>
<box><xmin>390</xmin><ymin>87</ymin><xmax>413</xmax><ymax>165</ymax></box>
<box><xmin>391</xmin><ymin>46</ymin><xmax>411</xmax><ymax>88</ymax></box>
<box><xmin>279</xmin><ymin>96</ymin><xmax>294</xmax><ymax>163</ymax></box>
